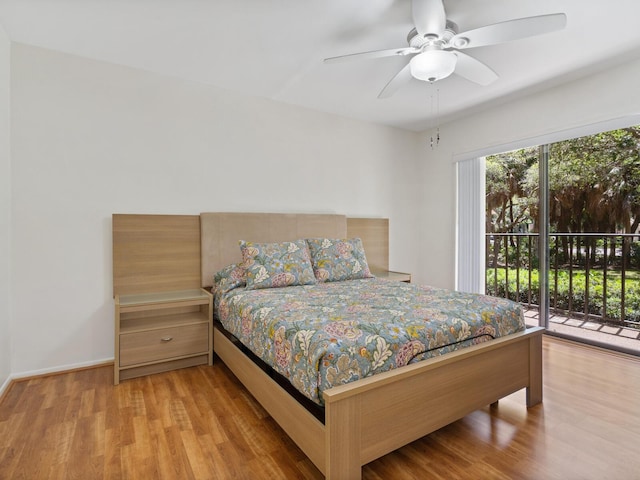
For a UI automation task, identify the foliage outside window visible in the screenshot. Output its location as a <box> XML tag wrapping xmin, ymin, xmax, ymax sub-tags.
<box><xmin>485</xmin><ymin>126</ymin><xmax>640</xmax><ymax>327</ymax></box>
<box><xmin>487</xmin><ymin>126</ymin><xmax>640</xmax><ymax>236</ymax></box>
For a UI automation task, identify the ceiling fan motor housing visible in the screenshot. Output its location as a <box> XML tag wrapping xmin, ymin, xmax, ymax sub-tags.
<box><xmin>407</xmin><ymin>20</ymin><xmax>459</xmax><ymax>49</ymax></box>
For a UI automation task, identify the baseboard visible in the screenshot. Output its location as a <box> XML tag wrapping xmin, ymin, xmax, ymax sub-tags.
<box><xmin>0</xmin><ymin>358</ymin><xmax>116</xmax><ymax>405</ymax></box>
<box><xmin>0</xmin><ymin>374</ymin><xmax>11</xmax><ymax>402</ymax></box>
<box><xmin>10</xmin><ymin>357</ymin><xmax>115</xmax><ymax>381</ymax></box>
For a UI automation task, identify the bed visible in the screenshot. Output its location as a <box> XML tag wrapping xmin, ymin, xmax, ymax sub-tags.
<box><xmin>200</xmin><ymin>212</ymin><xmax>543</xmax><ymax>479</ymax></box>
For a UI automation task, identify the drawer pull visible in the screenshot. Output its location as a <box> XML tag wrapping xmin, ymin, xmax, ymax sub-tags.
<box><xmin>161</xmin><ymin>336</ymin><xmax>173</xmax><ymax>342</ymax></box>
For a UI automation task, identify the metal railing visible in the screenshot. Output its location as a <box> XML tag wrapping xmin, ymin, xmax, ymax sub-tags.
<box><xmin>485</xmin><ymin>233</ymin><xmax>640</xmax><ymax>328</ymax></box>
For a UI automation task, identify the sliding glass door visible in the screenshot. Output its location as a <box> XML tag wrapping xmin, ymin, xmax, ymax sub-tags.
<box><xmin>459</xmin><ymin>125</ymin><xmax>640</xmax><ymax>355</ymax></box>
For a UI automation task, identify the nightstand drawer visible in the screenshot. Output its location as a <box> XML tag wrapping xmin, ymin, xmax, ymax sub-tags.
<box><xmin>120</xmin><ymin>323</ymin><xmax>208</xmax><ymax>367</ymax></box>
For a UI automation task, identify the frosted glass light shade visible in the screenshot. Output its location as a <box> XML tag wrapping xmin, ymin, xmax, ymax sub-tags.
<box><xmin>410</xmin><ymin>50</ymin><xmax>457</xmax><ymax>82</ymax></box>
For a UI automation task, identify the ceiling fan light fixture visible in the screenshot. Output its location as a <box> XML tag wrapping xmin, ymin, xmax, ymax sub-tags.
<box><xmin>410</xmin><ymin>49</ymin><xmax>457</xmax><ymax>82</ymax></box>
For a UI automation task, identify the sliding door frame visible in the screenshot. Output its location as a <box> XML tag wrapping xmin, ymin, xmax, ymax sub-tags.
<box><xmin>538</xmin><ymin>144</ymin><xmax>550</xmax><ymax>329</ymax></box>
<box><xmin>455</xmin><ymin>115</ymin><xmax>640</xmax><ymax>334</ymax></box>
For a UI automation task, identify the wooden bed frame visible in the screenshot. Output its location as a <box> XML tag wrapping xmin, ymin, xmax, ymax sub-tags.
<box><xmin>200</xmin><ymin>212</ymin><xmax>543</xmax><ymax>479</ymax></box>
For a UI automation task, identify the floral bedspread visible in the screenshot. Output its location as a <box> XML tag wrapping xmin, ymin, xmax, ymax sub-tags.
<box><xmin>215</xmin><ymin>278</ymin><xmax>525</xmax><ymax>406</ymax></box>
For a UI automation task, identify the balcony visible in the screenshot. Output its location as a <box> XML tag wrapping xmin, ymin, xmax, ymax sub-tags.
<box><xmin>486</xmin><ymin>232</ymin><xmax>640</xmax><ymax>353</ymax></box>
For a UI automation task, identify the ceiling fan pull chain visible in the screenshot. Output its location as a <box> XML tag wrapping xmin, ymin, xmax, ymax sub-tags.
<box><xmin>429</xmin><ymin>88</ymin><xmax>441</xmax><ymax>149</ymax></box>
<box><xmin>430</xmin><ymin>90</ymin><xmax>435</xmax><ymax>149</ymax></box>
<box><xmin>436</xmin><ymin>88</ymin><xmax>441</xmax><ymax>146</ymax></box>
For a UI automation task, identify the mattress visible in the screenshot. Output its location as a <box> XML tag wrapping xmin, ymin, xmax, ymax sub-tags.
<box><xmin>215</xmin><ymin>278</ymin><xmax>525</xmax><ymax>406</ymax></box>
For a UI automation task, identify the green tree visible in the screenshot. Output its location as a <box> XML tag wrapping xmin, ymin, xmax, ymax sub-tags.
<box><xmin>548</xmin><ymin>126</ymin><xmax>640</xmax><ymax>235</ymax></box>
<box><xmin>486</xmin><ymin>126</ymin><xmax>640</xmax><ymax>236</ymax></box>
<box><xmin>486</xmin><ymin>147</ymin><xmax>538</xmax><ymax>234</ymax></box>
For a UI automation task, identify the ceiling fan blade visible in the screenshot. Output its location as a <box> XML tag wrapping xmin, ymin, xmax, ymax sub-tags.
<box><xmin>324</xmin><ymin>47</ymin><xmax>418</xmax><ymax>64</ymax></box>
<box><xmin>412</xmin><ymin>0</ymin><xmax>446</xmax><ymax>37</ymax></box>
<box><xmin>453</xmin><ymin>51</ymin><xmax>498</xmax><ymax>86</ymax></box>
<box><xmin>378</xmin><ymin>63</ymin><xmax>412</xmax><ymax>99</ymax></box>
<box><xmin>450</xmin><ymin>13</ymin><xmax>567</xmax><ymax>49</ymax></box>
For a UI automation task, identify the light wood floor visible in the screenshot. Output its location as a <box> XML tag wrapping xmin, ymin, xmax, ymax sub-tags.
<box><xmin>1</xmin><ymin>336</ymin><xmax>639</xmax><ymax>479</ymax></box>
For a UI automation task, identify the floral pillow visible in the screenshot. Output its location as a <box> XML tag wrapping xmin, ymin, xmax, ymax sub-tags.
<box><xmin>306</xmin><ymin>237</ymin><xmax>374</xmax><ymax>282</ymax></box>
<box><xmin>213</xmin><ymin>263</ymin><xmax>246</xmax><ymax>294</ymax></box>
<box><xmin>239</xmin><ymin>239</ymin><xmax>317</xmax><ymax>290</ymax></box>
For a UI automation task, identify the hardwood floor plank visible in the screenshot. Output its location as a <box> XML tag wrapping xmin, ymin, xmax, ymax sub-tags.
<box><xmin>294</xmin><ymin>458</ymin><xmax>326</xmax><ymax>480</ymax></box>
<box><xmin>180</xmin><ymin>429</ymin><xmax>215</xmax><ymax>479</ymax></box>
<box><xmin>215</xmin><ymin>440</ymin><xmax>254</xmax><ymax>479</ymax></box>
<box><xmin>247</xmin><ymin>452</ymin><xmax>307</xmax><ymax>479</ymax></box>
<box><xmin>195</xmin><ymin>433</ymin><xmax>236</xmax><ymax>479</ymax></box>
<box><xmin>0</xmin><ymin>382</ymin><xmax>26</xmax><ymax>420</ymax></box>
<box><xmin>47</xmin><ymin>420</ymin><xmax>76</xmax><ymax>467</ymax></box>
<box><xmin>103</xmin><ymin>424</ymin><xmax>122</xmax><ymax>480</ymax></box>
<box><xmin>1</xmin><ymin>336</ymin><xmax>639</xmax><ymax>479</ymax></box>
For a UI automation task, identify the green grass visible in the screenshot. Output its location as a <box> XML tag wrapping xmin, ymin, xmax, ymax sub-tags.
<box><xmin>486</xmin><ymin>267</ymin><xmax>640</xmax><ymax>323</ymax></box>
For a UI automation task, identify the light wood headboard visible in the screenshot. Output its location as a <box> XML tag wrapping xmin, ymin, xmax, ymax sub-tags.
<box><xmin>112</xmin><ymin>214</ymin><xmax>201</xmax><ymax>296</ymax></box>
<box><xmin>346</xmin><ymin>217</ymin><xmax>389</xmax><ymax>274</ymax></box>
<box><xmin>112</xmin><ymin>212</ymin><xmax>390</xmax><ymax>293</ymax></box>
<box><xmin>200</xmin><ymin>212</ymin><xmax>347</xmax><ymax>288</ymax></box>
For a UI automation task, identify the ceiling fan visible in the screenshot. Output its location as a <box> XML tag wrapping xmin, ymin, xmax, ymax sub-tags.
<box><xmin>324</xmin><ymin>0</ymin><xmax>567</xmax><ymax>98</ymax></box>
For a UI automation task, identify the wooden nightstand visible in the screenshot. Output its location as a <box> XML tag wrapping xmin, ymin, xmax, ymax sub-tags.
<box><xmin>373</xmin><ymin>270</ymin><xmax>412</xmax><ymax>283</ymax></box>
<box><xmin>114</xmin><ymin>289</ymin><xmax>212</xmax><ymax>385</ymax></box>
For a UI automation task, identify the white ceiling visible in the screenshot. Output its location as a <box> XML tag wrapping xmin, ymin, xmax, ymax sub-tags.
<box><xmin>1</xmin><ymin>0</ymin><xmax>640</xmax><ymax>131</ymax></box>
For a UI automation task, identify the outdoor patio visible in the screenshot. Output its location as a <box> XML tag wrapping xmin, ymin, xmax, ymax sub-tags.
<box><xmin>524</xmin><ymin>307</ymin><xmax>640</xmax><ymax>354</ymax></box>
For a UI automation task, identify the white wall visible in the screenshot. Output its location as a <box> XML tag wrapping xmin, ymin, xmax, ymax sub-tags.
<box><xmin>9</xmin><ymin>43</ymin><xmax>421</xmax><ymax>375</ymax></box>
<box><xmin>13</xmin><ymin>41</ymin><xmax>637</xmax><ymax>376</ymax></box>
<box><xmin>416</xmin><ymin>58</ymin><xmax>640</xmax><ymax>289</ymax></box>
<box><xmin>0</xmin><ymin>23</ymin><xmax>11</xmax><ymax>393</ymax></box>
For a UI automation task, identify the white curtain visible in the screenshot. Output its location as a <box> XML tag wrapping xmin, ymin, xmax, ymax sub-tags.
<box><xmin>456</xmin><ymin>157</ymin><xmax>485</xmax><ymax>294</ymax></box>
